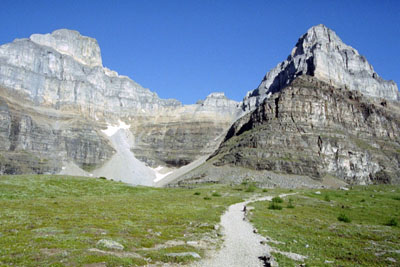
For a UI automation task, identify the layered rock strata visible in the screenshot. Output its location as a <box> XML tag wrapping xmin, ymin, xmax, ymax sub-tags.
<box><xmin>242</xmin><ymin>24</ymin><xmax>399</xmax><ymax>110</ymax></box>
<box><xmin>131</xmin><ymin>92</ymin><xmax>241</xmax><ymax>167</ymax></box>
<box><xmin>0</xmin><ymin>29</ymin><xmax>241</xmax><ymax>182</ymax></box>
<box><xmin>211</xmin><ymin>75</ymin><xmax>400</xmax><ymax>184</ymax></box>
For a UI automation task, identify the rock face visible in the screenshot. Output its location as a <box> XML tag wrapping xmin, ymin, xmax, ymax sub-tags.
<box><xmin>0</xmin><ymin>29</ymin><xmax>180</xmax><ymax>117</ymax></box>
<box><xmin>131</xmin><ymin>92</ymin><xmax>241</xmax><ymax>167</ymax></box>
<box><xmin>0</xmin><ymin>29</ymin><xmax>241</xmax><ymax>182</ymax></box>
<box><xmin>211</xmin><ymin>75</ymin><xmax>400</xmax><ymax>185</ymax></box>
<box><xmin>242</xmin><ymin>24</ymin><xmax>399</xmax><ymax>110</ymax></box>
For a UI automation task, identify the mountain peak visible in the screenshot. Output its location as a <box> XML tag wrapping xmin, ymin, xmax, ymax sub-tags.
<box><xmin>29</xmin><ymin>29</ymin><xmax>102</xmax><ymax>67</ymax></box>
<box><xmin>242</xmin><ymin>24</ymin><xmax>399</xmax><ymax>110</ymax></box>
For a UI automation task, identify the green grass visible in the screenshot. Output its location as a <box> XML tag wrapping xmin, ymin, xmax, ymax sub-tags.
<box><xmin>249</xmin><ymin>185</ymin><xmax>400</xmax><ymax>266</ymax></box>
<box><xmin>2</xmin><ymin>175</ymin><xmax>399</xmax><ymax>267</ymax></box>
<box><xmin>268</xmin><ymin>202</ymin><xmax>283</xmax><ymax>210</ymax></box>
<box><xmin>0</xmin><ymin>175</ymin><xmax>246</xmax><ymax>266</ymax></box>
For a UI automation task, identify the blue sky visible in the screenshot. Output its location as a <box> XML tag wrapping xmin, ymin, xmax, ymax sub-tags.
<box><xmin>1</xmin><ymin>0</ymin><xmax>399</xmax><ymax>104</ymax></box>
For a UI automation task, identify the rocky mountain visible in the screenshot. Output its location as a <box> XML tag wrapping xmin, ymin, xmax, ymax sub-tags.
<box><xmin>203</xmin><ymin>25</ymin><xmax>400</xmax><ymax>185</ymax></box>
<box><xmin>0</xmin><ymin>29</ymin><xmax>242</xmax><ymax>184</ymax></box>
<box><xmin>210</xmin><ymin>75</ymin><xmax>400</xmax><ymax>185</ymax></box>
<box><xmin>242</xmin><ymin>24</ymin><xmax>399</xmax><ymax>110</ymax></box>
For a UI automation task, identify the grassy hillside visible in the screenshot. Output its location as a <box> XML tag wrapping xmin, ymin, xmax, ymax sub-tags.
<box><xmin>1</xmin><ymin>175</ymin><xmax>399</xmax><ymax>266</ymax></box>
<box><xmin>0</xmin><ymin>175</ymin><xmax>248</xmax><ymax>266</ymax></box>
<box><xmin>249</xmin><ymin>186</ymin><xmax>400</xmax><ymax>266</ymax></box>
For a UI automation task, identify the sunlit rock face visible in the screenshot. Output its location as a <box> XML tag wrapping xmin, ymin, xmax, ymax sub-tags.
<box><xmin>211</xmin><ymin>75</ymin><xmax>400</xmax><ymax>185</ymax></box>
<box><xmin>30</xmin><ymin>29</ymin><xmax>103</xmax><ymax>67</ymax></box>
<box><xmin>0</xmin><ymin>29</ymin><xmax>181</xmax><ymax>117</ymax></box>
<box><xmin>131</xmin><ymin>92</ymin><xmax>242</xmax><ymax>168</ymax></box>
<box><xmin>0</xmin><ymin>29</ymin><xmax>241</xmax><ymax>181</ymax></box>
<box><xmin>242</xmin><ymin>24</ymin><xmax>399</xmax><ymax>110</ymax></box>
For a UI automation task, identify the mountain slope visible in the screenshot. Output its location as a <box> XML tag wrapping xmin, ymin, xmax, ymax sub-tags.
<box><xmin>0</xmin><ymin>29</ymin><xmax>242</xmax><ymax>184</ymax></box>
<box><xmin>210</xmin><ymin>75</ymin><xmax>400</xmax><ymax>184</ymax></box>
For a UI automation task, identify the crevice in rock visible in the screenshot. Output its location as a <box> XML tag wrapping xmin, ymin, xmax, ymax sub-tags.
<box><xmin>274</xmin><ymin>97</ymin><xmax>279</xmax><ymax>119</ymax></box>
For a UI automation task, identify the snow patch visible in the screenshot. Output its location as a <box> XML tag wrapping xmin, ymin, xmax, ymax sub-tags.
<box><xmin>152</xmin><ymin>166</ymin><xmax>173</xmax><ymax>183</ymax></box>
<box><xmin>101</xmin><ymin>120</ymin><xmax>131</xmax><ymax>137</ymax></box>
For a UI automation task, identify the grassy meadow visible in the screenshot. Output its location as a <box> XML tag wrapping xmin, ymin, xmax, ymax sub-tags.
<box><xmin>0</xmin><ymin>175</ymin><xmax>399</xmax><ymax>266</ymax></box>
<box><xmin>249</xmin><ymin>186</ymin><xmax>400</xmax><ymax>266</ymax></box>
<box><xmin>0</xmin><ymin>175</ymin><xmax>253</xmax><ymax>266</ymax></box>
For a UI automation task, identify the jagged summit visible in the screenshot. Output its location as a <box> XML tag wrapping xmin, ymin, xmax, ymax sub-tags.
<box><xmin>30</xmin><ymin>29</ymin><xmax>102</xmax><ymax>67</ymax></box>
<box><xmin>242</xmin><ymin>24</ymin><xmax>399</xmax><ymax>110</ymax></box>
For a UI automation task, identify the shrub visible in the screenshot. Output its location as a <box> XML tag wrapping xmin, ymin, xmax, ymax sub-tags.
<box><xmin>360</xmin><ymin>199</ymin><xmax>366</xmax><ymax>202</ymax></box>
<box><xmin>385</xmin><ymin>218</ymin><xmax>398</xmax><ymax>227</ymax></box>
<box><xmin>272</xmin><ymin>196</ymin><xmax>283</xmax><ymax>203</ymax></box>
<box><xmin>262</xmin><ymin>189</ymin><xmax>268</xmax><ymax>192</ymax></box>
<box><xmin>203</xmin><ymin>196</ymin><xmax>211</xmax><ymax>200</ymax></box>
<box><xmin>212</xmin><ymin>192</ymin><xmax>221</xmax><ymax>197</ymax></box>
<box><xmin>287</xmin><ymin>198</ymin><xmax>294</xmax><ymax>208</ymax></box>
<box><xmin>393</xmin><ymin>196</ymin><xmax>400</xmax><ymax>201</ymax></box>
<box><xmin>324</xmin><ymin>195</ymin><xmax>331</xmax><ymax>202</ymax></box>
<box><xmin>268</xmin><ymin>202</ymin><xmax>282</xmax><ymax>210</ymax></box>
<box><xmin>194</xmin><ymin>192</ymin><xmax>201</xmax><ymax>196</ymax></box>
<box><xmin>245</xmin><ymin>183</ymin><xmax>257</xmax><ymax>193</ymax></box>
<box><xmin>245</xmin><ymin>185</ymin><xmax>256</xmax><ymax>192</ymax></box>
<box><xmin>99</xmin><ymin>176</ymin><xmax>107</xmax><ymax>179</ymax></box>
<box><xmin>338</xmin><ymin>213</ymin><xmax>351</xmax><ymax>223</ymax></box>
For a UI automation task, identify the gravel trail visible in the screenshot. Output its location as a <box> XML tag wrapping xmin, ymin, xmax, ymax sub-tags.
<box><xmin>195</xmin><ymin>194</ymin><xmax>296</xmax><ymax>267</ymax></box>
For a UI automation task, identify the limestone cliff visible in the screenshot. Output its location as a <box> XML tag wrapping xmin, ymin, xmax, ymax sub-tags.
<box><xmin>211</xmin><ymin>75</ymin><xmax>400</xmax><ymax>185</ymax></box>
<box><xmin>131</xmin><ymin>92</ymin><xmax>241</xmax><ymax>167</ymax></box>
<box><xmin>0</xmin><ymin>29</ymin><xmax>241</xmax><ymax>183</ymax></box>
<box><xmin>242</xmin><ymin>24</ymin><xmax>399</xmax><ymax>110</ymax></box>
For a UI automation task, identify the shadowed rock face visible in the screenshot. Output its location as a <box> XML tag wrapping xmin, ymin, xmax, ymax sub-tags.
<box><xmin>211</xmin><ymin>76</ymin><xmax>400</xmax><ymax>185</ymax></box>
<box><xmin>0</xmin><ymin>29</ymin><xmax>241</xmax><ymax>177</ymax></box>
<box><xmin>242</xmin><ymin>24</ymin><xmax>399</xmax><ymax>110</ymax></box>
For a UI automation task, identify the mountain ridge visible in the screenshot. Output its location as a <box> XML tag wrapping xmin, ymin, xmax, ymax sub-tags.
<box><xmin>0</xmin><ymin>29</ymin><xmax>242</xmax><ymax>184</ymax></box>
<box><xmin>242</xmin><ymin>24</ymin><xmax>399</xmax><ymax>111</ymax></box>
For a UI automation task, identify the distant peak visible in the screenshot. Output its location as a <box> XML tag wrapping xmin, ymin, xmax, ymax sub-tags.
<box><xmin>29</xmin><ymin>29</ymin><xmax>102</xmax><ymax>67</ymax></box>
<box><xmin>242</xmin><ymin>24</ymin><xmax>399</xmax><ymax>110</ymax></box>
<box><xmin>206</xmin><ymin>92</ymin><xmax>227</xmax><ymax>99</ymax></box>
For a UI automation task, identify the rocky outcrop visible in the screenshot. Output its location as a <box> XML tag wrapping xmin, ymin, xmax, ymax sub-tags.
<box><xmin>242</xmin><ymin>24</ymin><xmax>399</xmax><ymax>110</ymax></box>
<box><xmin>211</xmin><ymin>75</ymin><xmax>400</xmax><ymax>185</ymax></box>
<box><xmin>0</xmin><ymin>90</ymin><xmax>114</xmax><ymax>174</ymax></box>
<box><xmin>131</xmin><ymin>92</ymin><xmax>241</xmax><ymax>167</ymax></box>
<box><xmin>0</xmin><ymin>29</ymin><xmax>181</xmax><ymax>118</ymax></box>
<box><xmin>0</xmin><ymin>29</ymin><xmax>241</xmax><ymax>182</ymax></box>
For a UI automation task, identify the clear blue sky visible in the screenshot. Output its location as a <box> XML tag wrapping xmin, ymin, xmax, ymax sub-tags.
<box><xmin>1</xmin><ymin>0</ymin><xmax>399</xmax><ymax>104</ymax></box>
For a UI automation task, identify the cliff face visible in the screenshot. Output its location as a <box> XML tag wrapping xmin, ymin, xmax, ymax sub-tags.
<box><xmin>131</xmin><ymin>92</ymin><xmax>241</xmax><ymax>167</ymax></box>
<box><xmin>0</xmin><ymin>30</ymin><xmax>180</xmax><ymax>118</ymax></box>
<box><xmin>0</xmin><ymin>91</ymin><xmax>115</xmax><ymax>174</ymax></box>
<box><xmin>211</xmin><ymin>75</ymin><xmax>400</xmax><ymax>185</ymax></box>
<box><xmin>0</xmin><ymin>29</ymin><xmax>241</xmax><ymax>183</ymax></box>
<box><xmin>242</xmin><ymin>24</ymin><xmax>399</xmax><ymax>110</ymax></box>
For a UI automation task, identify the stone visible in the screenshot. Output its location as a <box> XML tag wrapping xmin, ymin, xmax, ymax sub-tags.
<box><xmin>186</xmin><ymin>241</ymin><xmax>199</xmax><ymax>246</ymax></box>
<box><xmin>0</xmin><ymin>29</ymin><xmax>242</xmax><ymax>183</ymax></box>
<box><xmin>242</xmin><ymin>24</ymin><xmax>399</xmax><ymax>110</ymax></box>
<box><xmin>165</xmin><ymin>252</ymin><xmax>201</xmax><ymax>259</ymax></box>
<box><xmin>386</xmin><ymin>257</ymin><xmax>396</xmax><ymax>263</ymax></box>
<box><xmin>30</xmin><ymin>29</ymin><xmax>103</xmax><ymax>67</ymax></box>
<box><xmin>96</xmin><ymin>239</ymin><xmax>124</xmax><ymax>250</ymax></box>
<box><xmin>210</xmin><ymin>76</ymin><xmax>400</xmax><ymax>185</ymax></box>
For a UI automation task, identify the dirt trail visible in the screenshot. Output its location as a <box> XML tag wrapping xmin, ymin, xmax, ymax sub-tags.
<box><xmin>195</xmin><ymin>194</ymin><xmax>303</xmax><ymax>267</ymax></box>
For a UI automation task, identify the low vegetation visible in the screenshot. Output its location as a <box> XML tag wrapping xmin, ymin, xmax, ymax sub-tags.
<box><xmin>249</xmin><ymin>185</ymin><xmax>400</xmax><ymax>266</ymax></box>
<box><xmin>0</xmin><ymin>175</ymin><xmax>254</xmax><ymax>266</ymax></box>
<box><xmin>1</xmin><ymin>175</ymin><xmax>399</xmax><ymax>266</ymax></box>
